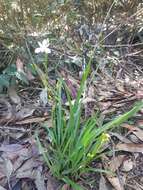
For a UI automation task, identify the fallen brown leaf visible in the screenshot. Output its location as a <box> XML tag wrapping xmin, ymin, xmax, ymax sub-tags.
<box><xmin>107</xmin><ymin>176</ymin><xmax>124</xmax><ymax>190</ymax></box>
<box><xmin>122</xmin><ymin>123</ymin><xmax>143</xmax><ymax>141</ymax></box>
<box><xmin>0</xmin><ymin>186</ymin><xmax>7</xmax><ymax>190</ymax></box>
<box><xmin>110</xmin><ymin>132</ymin><xmax>131</xmax><ymax>143</ymax></box>
<box><xmin>16</xmin><ymin>107</ymin><xmax>35</xmax><ymax>120</ymax></box>
<box><xmin>46</xmin><ymin>174</ymin><xmax>60</xmax><ymax>190</ymax></box>
<box><xmin>136</xmin><ymin>90</ymin><xmax>143</xmax><ymax>99</ymax></box>
<box><xmin>8</xmin><ymin>86</ymin><xmax>21</xmax><ymax>104</ymax></box>
<box><xmin>0</xmin><ymin>164</ymin><xmax>6</xmax><ymax>180</ymax></box>
<box><xmin>116</xmin><ymin>143</ymin><xmax>143</xmax><ymax>153</ymax></box>
<box><xmin>137</xmin><ymin>120</ymin><xmax>143</xmax><ymax>127</ymax></box>
<box><xmin>16</xmin><ymin>158</ymin><xmax>41</xmax><ymax>179</ymax></box>
<box><xmin>0</xmin><ymin>144</ymin><xmax>23</xmax><ymax>153</ymax></box>
<box><xmin>16</xmin><ymin>117</ymin><xmax>48</xmax><ymax>124</ymax></box>
<box><xmin>109</xmin><ymin>155</ymin><xmax>125</xmax><ymax>172</ymax></box>
<box><xmin>99</xmin><ymin>175</ymin><xmax>109</xmax><ymax>190</ymax></box>
<box><xmin>102</xmin><ymin>156</ymin><xmax>126</xmax><ymax>190</ymax></box>
<box><xmin>3</xmin><ymin>158</ymin><xmax>13</xmax><ymax>184</ymax></box>
<box><xmin>34</xmin><ymin>167</ymin><xmax>46</xmax><ymax>190</ymax></box>
<box><xmin>0</xmin><ymin>99</ymin><xmax>14</xmax><ymax>123</ymax></box>
<box><xmin>61</xmin><ymin>184</ymin><xmax>70</xmax><ymax>190</ymax></box>
<box><xmin>26</xmin><ymin>69</ymin><xmax>35</xmax><ymax>80</ymax></box>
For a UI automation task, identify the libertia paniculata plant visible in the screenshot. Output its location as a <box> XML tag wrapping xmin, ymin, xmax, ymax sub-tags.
<box><xmin>36</xmin><ymin>63</ymin><xmax>143</xmax><ymax>190</ymax></box>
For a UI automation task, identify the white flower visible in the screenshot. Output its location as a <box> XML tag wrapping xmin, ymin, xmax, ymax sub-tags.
<box><xmin>35</xmin><ymin>39</ymin><xmax>51</xmax><ymax>54</ymax></box>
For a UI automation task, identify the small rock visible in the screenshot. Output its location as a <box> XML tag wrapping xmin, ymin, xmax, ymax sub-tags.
<box><xmin>129</xmin><ymin>134</ymin><xmax>139</xmax><ymax>143</ymax></box>
<box><xmin>122</xmin><ymin>159</ymin><xmax>133</xmax><ymax>172</ymax></box>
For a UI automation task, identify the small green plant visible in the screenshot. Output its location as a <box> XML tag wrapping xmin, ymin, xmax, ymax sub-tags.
<box><xmin>36</xmin><ymin>64</ymin><xmax>143</xmax><ymax>189</ymax></box>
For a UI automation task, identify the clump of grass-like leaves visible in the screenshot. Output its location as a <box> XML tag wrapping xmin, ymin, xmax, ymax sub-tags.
<box><xmin>36</xmin><ymin>64</ymin><xmax>143</xmax><ymax>189</ymax></box>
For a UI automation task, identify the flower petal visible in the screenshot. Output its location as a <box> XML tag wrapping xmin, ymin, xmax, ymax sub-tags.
<box><xmin>42</xmin><ymin>39</ymin><xmax>49</xmax><ymax>46</ymax></box>
<box><xmin>38</xmin><ymin>42</ymin><xmax>42</xmax><ymax>47</ymax></box>
<box><xmin>35</xmin><ymin>48</ymin><xmax>42</xmax><ymax>53</ymax></box>
<box><xmin>45</xmin><ymin>48</ymin><xmax>51</xmax><ymax>54</ymax></box>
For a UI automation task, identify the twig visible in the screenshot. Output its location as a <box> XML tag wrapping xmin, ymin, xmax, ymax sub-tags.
<box><xmin>101</xmin><ymin>42</ymin><xmax>143</xmax><ymax>48</ymax></box>
<box><xmin>0</xmin><ymin>125</ymin><xmax>29</xmax><ymax>132</ymax></box>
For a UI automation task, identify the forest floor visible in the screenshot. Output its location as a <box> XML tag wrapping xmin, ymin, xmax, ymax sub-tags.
<box><xmin>0</xmin><ymin>30</ymin><xmax>143</xmax><ymax>190</ymax></box>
